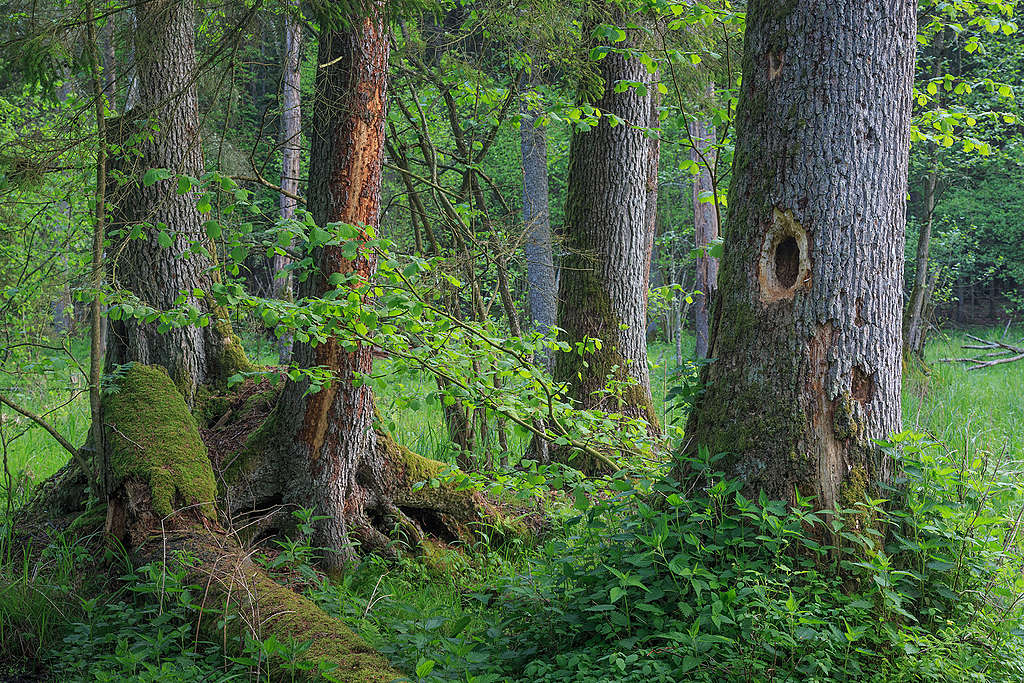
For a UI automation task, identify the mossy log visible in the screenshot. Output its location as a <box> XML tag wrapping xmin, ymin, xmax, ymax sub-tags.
<box><xmin>142</xmin><ymin>530</ymin><xmax>399</xmax><ymax>682</ymax></box>
<box><xmin>97</xmin><ymin>364</ymin><xmax>398</xmax><ymax>680</ymax></box>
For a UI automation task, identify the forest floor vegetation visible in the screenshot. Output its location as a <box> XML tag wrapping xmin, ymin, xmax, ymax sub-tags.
<box><xmin>2</xmin><ymin>328</ymin><xmax>1023</xmax><ymax>681</ymax></box>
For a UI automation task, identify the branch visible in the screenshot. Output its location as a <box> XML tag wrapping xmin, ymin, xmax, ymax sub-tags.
<box><xmin>938</xmin><ymin>335</ymin><xmax>1024</xmax><ymax>370</ymax></box>
<box><xmin>0</xmin><ymin>393</ymin><xmax>95</xmax><ymax>482</ymax></box>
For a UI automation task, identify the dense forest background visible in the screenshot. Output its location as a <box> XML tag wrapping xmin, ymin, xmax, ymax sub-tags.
<box><xmin>1</xmin><ymin>0</ymin><xmax>1024</xmax><ymax>681</ymax></box>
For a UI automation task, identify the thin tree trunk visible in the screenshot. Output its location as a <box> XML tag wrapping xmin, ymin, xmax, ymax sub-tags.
<box><xmin>554</xmin><ymin>11</ymin><xmax>660</xmax><ymax>445</ymax></box>
<box><xmin>85</xmin><ymin>0</ymin><xmax>106</xmax><ymax>499</ymax></box>
<box><xmin>101</xmin><ymin>16</ymin><xmax>118</xmax><ymax>112</ymax></box>
<box><xmin>903</xmin><ymin>164</ymin><xmax>937</xmax><ymax>359</ymax></box>
<box><xmin>519</xmin><ymin>89</ymin><xmax>557</xmax><ymax>361</ymax></box>
<box><xmin>644</xmin><ymin>86</ymin><xmax>660</xmax><ymax>292</ymax></box>
<box><xmin>691</xmin><ymin>111</ymin><xmax>719</xmax><ymax>360</ymax></box>
<box><xmin>683</xmin><ymin>0</ymin><xmax>916</xmax><ymax>511</ymax></box>
<box><xmin>903</xmin><ymin>30</ymin><xmax>943</xmax><ymax>361</ymax></box>
<box><xmin>275</xmin><ymin>0</ymin><xmax>302</xmax><ymax>364</ymax></box>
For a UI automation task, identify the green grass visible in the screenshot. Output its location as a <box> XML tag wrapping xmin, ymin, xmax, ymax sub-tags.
<box><xmin>3</xmin><ymin>327</ymin><xmax>1023</xmax><ymax>681</ymax></box>
<box><xmin>3</xmin><ymin>327</ymin><xmax>1021</xmax><ymax>509</ymax></box>
<box><xmin>904</xmin><ymin>326</ymin><xmax>1024</xmax><ymax>468</ymax></box>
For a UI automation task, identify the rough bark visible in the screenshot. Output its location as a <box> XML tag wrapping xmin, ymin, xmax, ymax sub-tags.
<box><xmin>554</xmin><ymin>14</ymin><xmax>660</xmax><ymax>441</ymax></box>
<box><xmin>275</xmin><ymin>0</ymin><xmax>302</xmax><ymax>364</ymax></box>
<box><xmin>103</xmin><ymin>0</ymin><xmax>251</xmax><ymax>404</ymax></box>
<box><xmin>519</xmin><ymin>91</ymin><xmax>557</xmax><ymax>357</ymax></box>
<box><xmin>249</xmin><ymin>6</ymin><xmax>504</xmax><ymax>572</ymax></box>
<box><xmin>683</xmin><ymin>0</ymin><xmax>916</xmax><ymax>510</ymax></box>
<box><xmin>690</xmin><ymin>113</ymin><xmax>719</xmax><ymax>360</ymax></box>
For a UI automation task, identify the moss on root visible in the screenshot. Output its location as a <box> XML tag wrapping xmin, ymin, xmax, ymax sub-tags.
<box><xmin>103</xmin><ymin>363</ymin><xmax>217</xmax><ymax>520</ymax></box>
<box><xmin>208</xmin><ymin>315</ymin><xmax>255</xmax><ymax>389</ymax></box>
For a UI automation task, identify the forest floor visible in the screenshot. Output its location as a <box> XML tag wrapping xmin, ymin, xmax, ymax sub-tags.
<box><xmin>1</xmin><ymin>326</ymin><xmax>1022</xmax><ymax>681</ymax></box>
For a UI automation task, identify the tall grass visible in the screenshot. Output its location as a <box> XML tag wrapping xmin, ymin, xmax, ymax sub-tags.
<box><xmin>903</xmin><ymin>326</ymin><xmax>1024</xmax><ymax>471</ymax></box>
<box><xmin>3</xmin><ymin>328</ymin><xmax>1021</xmax><ymax>509</ymax></box>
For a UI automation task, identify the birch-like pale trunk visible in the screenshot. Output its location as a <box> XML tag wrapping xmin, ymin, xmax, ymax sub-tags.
<box><xmin>275</xmin><ymin>1</ymin><xmax>302</xmax><ymax>363</ymax></box>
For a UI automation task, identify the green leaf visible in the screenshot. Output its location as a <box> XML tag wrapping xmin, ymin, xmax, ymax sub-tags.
<box><xmin>204</xmin><ymin>220</ymin><xmax>222</xmax><ymax>239</ymax></box>
<box><xmin>157</xmin><ymin>231</ymin><xmax>173</xmax><ymax>248</ymax></box>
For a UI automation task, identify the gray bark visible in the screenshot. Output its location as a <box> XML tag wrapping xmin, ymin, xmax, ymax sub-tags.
<box><xmin>275</xmin><ymin>1</ymin><xmax>302</xmax><ymax>364</ymax></box>
<box><xmin>104</xmin><ymin>0</ymin><xmax>246</xmax><ymax>404</ymax></box>
<box><xmin>519</xmin><ymin>94</ymin><xmax>557</xmax><ymax>356</ymax></box>
<box><xmin>554</xmin><ymin>14</ymin><xmax>659</xmax><ymax>433</ymax></box>
<box><xmin>683</xmin><ymin>0</ymin><xmax>916</xmax><ymax>510</ymax></box>
<box><xmin>690</xmin><ymin>113</ymin><xmax>719</xmax><ymax>360</ymax></box>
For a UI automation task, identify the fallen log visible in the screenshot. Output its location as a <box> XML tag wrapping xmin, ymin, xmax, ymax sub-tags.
<box><xmin>938</xmin><ymin>334</ymin><xmax>1024</xmax><ymax>370</ymax></box>
<box><xmin>17</xmin><ymin>364</ymin><xmax>400</xmax><ymax>681</ymax></box>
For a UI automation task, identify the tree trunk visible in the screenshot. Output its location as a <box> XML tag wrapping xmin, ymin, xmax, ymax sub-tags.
<box><xmin>554</xmin><ymin>12</ymin><xmax>660</xmax><ymax>443</ymax></box>
<box><xmin>255</xmin><ymin>6</ymin><xmax>499</xmax><ymax>572</ymax></box>
<box><xmin>690</xmin><ymin>112</ymin><xmax>719</xmax><ymax>360</ymax></box>
<box><xmin>275</xmin><ymin>0</ymin><xmax>302</xmax><ymax>364</ymax></box>
<box><xmin>683</xmin><ymin>0</ymin><xmax>916</xmax><ymax>511</ymax></box>
<box><xmin>104</xmin><ymin>0</ymin><xmax>251</xmax><ymax>405</ymax></box>
<box><xmin>903</xmin><ymin>30</ymin><xmax>943</xmax><ymax>361</ymax></box>
<box><xmin>644</xmin><ymin>86</ymin><xmax>660</xmax><ymax>291</ymax></box>
<box><xmin>519</xmin><ymin>89</ymin><xmax>557</xmax><ymax>361</ymax></box>
<box><xmin>903</xmin><ymin>165</ymin><xmax>937</xmax><ymax>359</ymax></box>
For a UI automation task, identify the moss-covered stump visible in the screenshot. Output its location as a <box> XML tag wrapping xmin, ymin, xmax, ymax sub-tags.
<box><xmin>101</xmin><ymin>363</ymin><xmax>219</xmax><ymax>547</ymax></box>
<box><xmin>147</xmin><ymin>529</ymin><xmax>400</xmax><ymax>682</ymax></box>
<box><xmin>96</xmin><ymin>364</ymin><xmax>401</xmax><ymax>680</ymax></box>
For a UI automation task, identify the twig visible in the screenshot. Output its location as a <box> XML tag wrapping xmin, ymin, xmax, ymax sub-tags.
<box><xmin>0</xmin><ymin>393</ymin><xmax>93</xmax><ymax>480</ymax></box>
<box><xmin>938</xmin><ymin>335</ymin><xmax>1024</xmax><ymax>370</ymax></box>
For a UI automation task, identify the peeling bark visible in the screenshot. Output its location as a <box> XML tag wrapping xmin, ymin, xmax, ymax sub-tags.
<box><xmin>684</xmin><ymin>0</ymin><xmax>915</xmax><ymax>510</ymax></box>
<box><xmin>259</xmin><ymin>5</ymin><xmax>505</xmax><ymax>572</ymax></box>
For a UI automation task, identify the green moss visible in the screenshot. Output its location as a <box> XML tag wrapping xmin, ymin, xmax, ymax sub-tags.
<box><xmin>840</xmin><ymin>465</ymin><xmax>868</xmax><ymax>508</ymax></box>
<box><xmin>204</xmin><ymin>301</ymin><xmax>256</xmax><ymax>389</ymax></box>
<box><xmin>245</xmin><ymin>568</ymin><xmax>398</xmax><ymax>681</ymax></box>
<box><xmin>103</xmin><ymin>363</ymin><xmax>217</xmax><ymax>520</ymax></box>
<box><xmin>420</xmin><ymin>539</ymin><xmax>469</xmax><ymax>576</ymax></box>
<box><xmin>194</xmin><ymin>387</ymin><xmax>231</xmax><ymax>426</ymax></box>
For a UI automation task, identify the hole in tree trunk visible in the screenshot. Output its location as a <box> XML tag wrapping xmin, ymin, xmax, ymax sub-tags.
<box><xmin>775</xmin><ymin>237</ymin><xmax>800</xmax><ymax>288</ymax></box>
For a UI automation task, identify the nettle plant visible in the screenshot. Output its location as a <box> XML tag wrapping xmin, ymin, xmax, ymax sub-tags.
<box><xmin>484</xmin><ymin>436</ymin><xmax>1024</xmax><ymax>683</ymax></box>
<box><xmin>95</xmin><ymin>170</ymin><xmax>664</xmax><ymax>474</ymax></box>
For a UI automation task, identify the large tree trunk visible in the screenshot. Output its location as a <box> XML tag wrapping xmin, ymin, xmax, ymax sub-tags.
<box><xmin>690</xmin><ymin>111</ymin><xmax>719</xmax><ymax>361</ymax></box>
<box><xmin>275</xmin><ymin>0</ymin><xmax>302</xmax><ymax>364</ymax></box>
<box><xmin>249</xmin><ymin>5</ymin><xmax>500</xmax><ymax>572</ymax></box>
<box><xmin>104</xmin><ymin>0</ymin><xmax>250</xmax><ymax>404</ymax></box>
<box><xmin>519</xmin><ymin>89</ymin><xmax>557</xmax><ymax>359</ymax></box>
<box><xmin>683</xmin><ymin>0</ymin><xmax>915</xmax><ymax>510</ymax></box>
<box><xmin>553</xmin><ymin>11</ymin><xmax>660</xmax><ymax>443</ymax></box>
